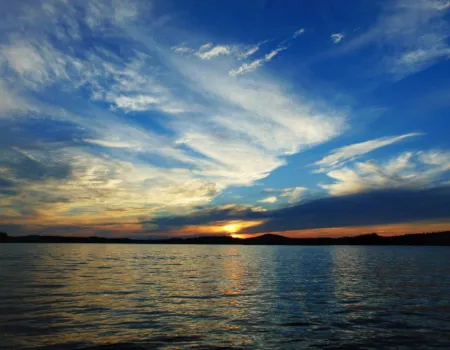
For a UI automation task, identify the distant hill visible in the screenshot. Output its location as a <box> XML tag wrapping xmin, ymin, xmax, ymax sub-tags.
<box><xmin>1</xmin><ymin>231</ymin><xmax>450</xmax><ymax>245</ymax></box>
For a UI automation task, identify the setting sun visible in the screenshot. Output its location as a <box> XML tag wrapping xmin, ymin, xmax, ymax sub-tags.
<box><xmin>222</xmin><ymin>223</ymin><xmax>241</xmax><ymax>234</ymax></box>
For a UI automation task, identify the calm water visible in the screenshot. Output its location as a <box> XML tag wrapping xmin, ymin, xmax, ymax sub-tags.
<box><xmin>0</xmin><ymin>244</ymin><xmax>449</xmax><ymax>349</ymax></box>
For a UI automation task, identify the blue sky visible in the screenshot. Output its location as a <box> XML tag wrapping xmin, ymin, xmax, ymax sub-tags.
<box><xmin>1</xmin><ymin>0</ymin><xmax>450</xmax><ymax>237</ymax></box>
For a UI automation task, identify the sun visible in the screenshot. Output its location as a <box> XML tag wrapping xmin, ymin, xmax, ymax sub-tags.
<box><xmin>222</xmin><ymin>223</ymin><xmax>241</xmax><ymax>235</ymax></box>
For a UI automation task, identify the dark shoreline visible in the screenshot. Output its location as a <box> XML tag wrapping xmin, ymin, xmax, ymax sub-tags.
<box><xmin>1</xmin><ymin>231</ymin><xmax>450</xmax><ymax>246</ymax></box>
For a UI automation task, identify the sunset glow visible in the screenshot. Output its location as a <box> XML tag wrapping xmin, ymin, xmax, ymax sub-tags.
<box><xmin>0</xmin><ymin>0</ymin><xmax>449</xmax><ymax>239</ymax></box>
<box><xmin>223</xmin><ymin>223</ymin><xmax>241</xmax><ymax>234</ymax></box>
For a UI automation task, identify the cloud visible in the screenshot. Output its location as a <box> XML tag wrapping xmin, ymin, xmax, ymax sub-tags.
<box><xmin>0</xmin><ymin>0</ymin><xmax>346</xmax><ymax>235</ymax></box>
<box><xmin>85</xmin><ymin>0</ymin><xmax>140</xmax><ymax>29</ymax></box>
<box><xmin>320</xmin><ymin>150</ymin><xmax>450</xmax><ymax>195</ymax></box>
<box><xmin>265</xmin><ymin>46</ymin><xmax>287</xmax><ymax>60</ymax></box>
<box><xmin>112</xmin><ymin>95</ymin><xmax>161</xmax><ymax>111</ymax></box>
<box><xmin>228</xmin><ymin>26</ymin><xmax>307</xmax><ymax>76</ymax></box>
<box><xmin>259</xmin><ymin>196</ymin><xmax>278</xmax><ymax>204</ymax></box>
<box><xmin>338</xmin><ymin>0</ymin><xmax>450</xmax><ymax>79</ymax></box>
<box><xmin>142</xmin><ymin>204</ymin><xmax>267</xmax><ymax>233</ymax></box>
<box><xmin>315</xmin><ymin>133</ymin><xmax>421</xmax><ymax>169</ymax></box>
<box><xmin>2</xmin><ymin>41</ymin><xmax>47</xmax><ymax>82</ymax></box>
<box><xmin>263</xmin><ymin>187</ymin><xmax>308</xmax><ymax>204</ymax></box>
<box><xmin>141</xmin><ymin>186</ymin><xmax>450</xmax><ymax>234</ymax></box>
<box><xmin>331</xmin><ymin>33</ymin><xmax>345</xmax><ymax>44</ymax></box>
<box><xmin>293</xmin><ymin>28</ymin><xmax>305</xmax><ymax>38</ymax></box>
<box><xmin>281</xmin><ymin>187</ymin><xmax>308</xmax><ymax>203</ymax></box>
<box><xmin>174</xmin><ymin>41</ymin><xmax>265</xmax><ymax>61</ymax></box>
<box><xmin>229</xmin><ymin>47</ymin><xmax>287</xmax><ymax>76</ymax></box>
<box><xmin>429</xmin><ymin>0</ymin><xmax>450</xmax><ymax>10</ymax></box>
<box><xmin>172</xmin><ymin>46</ymin><xmax>194</xmax><ymax>54</ymax></box>
<box><xmin>0</xmin><ymin>79</ymin><xmax>32</xmax><ymax>115</ymax></box>
<box><xmin>238</xmin><ymin>44</ymin><xmax>263</xmax><ymax>59</ymax></box>
<box><xmin>170</xmin><ymin>58</ymin><xmax>345</xmax><ymax>188</ymax></box>
<box><xmin>229</xmin><ymin>58</ymin><xmax>264</xmax><ymax>76</ymax></box>
<box><xmin>195</xmin><ymin>45</ymin><xmax>231</xmax><ymax>60</ymax></box>
<box><xmin>83</xmin><ymin>139</ymin><xmax>142</xmax><ymax>149</ymax></box>
<box><xmin>246</xmin><ymin>186</ymin><xmax>450</xmax><ymax>234</ymax></box>
<box><xmin>393</xmin><ymin>47</ymin><xmax>450</xmax><ymax>77</ymax></box>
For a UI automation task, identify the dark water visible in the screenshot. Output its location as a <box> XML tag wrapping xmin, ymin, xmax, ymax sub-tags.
<box><xmin>0</xmin><ymin>244</ymin><xmax>450</xmax><ymax>349</ymax></box>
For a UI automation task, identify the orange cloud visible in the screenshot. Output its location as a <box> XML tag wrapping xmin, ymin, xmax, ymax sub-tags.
<box><xmin>236</xmin><ymin>221</ymin><xmax>450</xmax><ymax>239</ymax></box>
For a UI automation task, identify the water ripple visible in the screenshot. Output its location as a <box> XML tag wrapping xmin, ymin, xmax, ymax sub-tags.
<box><xmin>0</xmin><ymin>244</ymin><xmax>449</xmax><ymax>349</ymax></box>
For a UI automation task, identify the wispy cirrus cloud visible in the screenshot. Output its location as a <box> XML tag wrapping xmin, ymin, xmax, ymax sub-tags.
<box><xmin>229</xmin><ymin>28</ymin><xmax>307</xmax><ymax>76</ymax></box>
<box><xmin>173</xmin><ymin>42</ymin><xmax>264</xmax><ymax>61</ymax></box>
<box><xmin>293</xmin><ymin>28</ymin><xmax>305</xmax><ymax>38</ymax></box>
<box><xmin>315</xmin><ymin>133</ymin><xmax>421</xmax><ymax>170</ymax></box>
<box><xmin>0</xmin><ymin>0</ymin><xmax>346</xmax><ymax>235</ymax></box>
<box><xmin>428</xmin><ymin>0</ymin><xmax>450</xmax><ymax>11</ymax></box>
<box><xmin>338</xmin><ymin>0</ymin><xmax>450</xmax><ymax>79</ymax></box>
<box><xmin>0</xmin><ymin>79</ymin><xmax>31</xmax><ymax>115</ymax></box>
<box><xmin>229</xmin><ymin>47</ymin><xmax>288</xmax><ymax>76</ymax></box>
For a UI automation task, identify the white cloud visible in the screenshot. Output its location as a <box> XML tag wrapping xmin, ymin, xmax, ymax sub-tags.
<box><xmin>85</xmin><ymin>0</ymin><xmax>139</xmax><ymax>30</ymax></box>
<box><xmin>112</xmin><ymin>95</ymin><xmax>161</xmax><ymax>111</ymax></box>
<box><xmin>265</xmin><ymin>46</ymin><xmax>287</xmax><ymax>60</ymax></box>
<box><xmin>172</xmin><ymin>46</ymin><xmax>194</xmax><ymax>54</ymax></box>
<box><xmin>339</xmin><ymin>0</ymin><xmax>450</xmax><ymax>79</ymax></box>
<box><xmin>262</xmin><ymin>187</ymin><xmax>308</xmax><ymax>204</ymax></box>
<box><xmin>259</xmin><ymin>196</ymin><xmax>278</xmax><ymax>204</ymax></box>
<box><xmin>0</xmin><ymin>79</ymin><xmax>32</xmax><ymax>115</ymax></box>
<box><xmin>321</xmin><ymin>150</ymin><xmax>450</xmax><ymax>195</ymax></box>
<box><xmin>83</xmin><ymin>139</ymin><xmax>142</xmax><ymax>149</ymax></box>
<box><xmin>195</xmin><ymin>45</ymin><xmax>231</xmax><ymax>60</ymax></box>
<box><xmin>227</xmin><ymin>26</ymin><xmax>308</xmax><ymax>76</ymax></box>
<box><xmin>198</xmin><ymin>43</ymin><xmax>213</xmax><ymax>51</ymax></box>
<box><xmin>315</xmin><ymin>133</ymin><xmax>421</xmax><ymax>170</ymax></box>
<box><xmin>229</xmin><ymin>58</ymin><xmax>264</xmax><ymax>76</ymax></box>
<box><xmin>293</xmin><ymin>28</ymin><xmax>305</xmax><ymax>38</ymax></box>
<box><xmin>2</xmin><ymin>41</ymin><xmax>48</xmax><ymax>85</ymax></box>
<box><xmin>182</xmin><ymin>42</ymin><xmax>265</xmax><ymax>61</ymax></box>
<box><xmin>0</xmin><ymin>0</ymin><xmax>347</xmax><ymax>228</ymax></box>
<box><xmin>281</xmin><ymin>187</ymin><xmax>307</xmax><ymax>203</ymax></box>
<box><xmin>238</xmin><ymin>44</ymin><xmax>261</xmax><ymax>59</ymax></box>
<box><xmin>229</xmin><ymin>47</ymin><xmax>287</xmax><ymax>76</ymax></box>
<box><xmin>331</xmin><ymin>33</ymin><xmax>345</xmax><ymax>44</ymax></box>
<box><xmin>429</xmin><ymin>0</ymin><xmax>450</xmax><ymax>10</ymax></box>
<box><xmin>393</xmin><ymin>47</ymin><xmax>450</xmax><ymax>77</ymax></box>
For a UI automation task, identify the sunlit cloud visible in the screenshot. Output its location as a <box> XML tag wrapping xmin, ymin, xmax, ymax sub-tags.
<box><xmin>259</xmin><ymin>196</ymin><xmax>278</xmax><ymax>204</ymax></box>
<box><xmin>140</xmin><ymin>186</ymin><xmax>450</xmax><ymax>236</ymax></box>
<box><xmin>1</xmin><ymin>0</ymin><xmax>448</xmax><ymax>238</ymax></box>
<box><xmin>0</xmin><ymin>0</ymin><xmax>346</xmax><ymax>236</ymax></box>
<box><xmin>321</xmin><ymin>150</ymin><xmax>450</xmax><ymax>195</ymax></box>
<box><xmin>263</xmin><ymin>187</ymin><xmax>308</xmax><ymax>204</ymax></box>
<box><xmin>315</xmin><ymin>133</ymin><xmax>421</xmax><ymax>170</ymax></box>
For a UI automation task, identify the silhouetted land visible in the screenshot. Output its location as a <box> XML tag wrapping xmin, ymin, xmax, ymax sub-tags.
<box><xmin>1</xmin><ymin>231</ymin><xmax>450</xmax><ymax>245</ymax></box>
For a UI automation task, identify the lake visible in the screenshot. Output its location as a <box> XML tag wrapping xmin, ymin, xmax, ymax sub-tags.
<box><xmin>0</xmin><ymin>244</ymin><xmax>449</xmax><ymax>349</ymax></box>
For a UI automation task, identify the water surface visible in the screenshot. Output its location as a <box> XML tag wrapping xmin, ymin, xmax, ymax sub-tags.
<box><xmin>1</xmin><ymin>244</ymin><xmax>449</xmax><ymax>349</ymax></box>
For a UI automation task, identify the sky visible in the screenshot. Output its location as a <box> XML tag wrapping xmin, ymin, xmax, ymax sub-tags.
<box><xmin>1</xmin><ymin>0</ymin><xmax>450</xmax><ymax>238</ymax></box>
